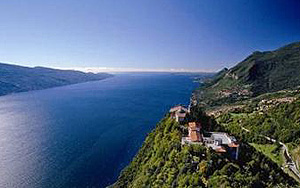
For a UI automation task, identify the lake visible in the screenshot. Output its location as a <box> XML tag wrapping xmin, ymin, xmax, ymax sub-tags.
<box><xmin>0</xmin><ymin>73</ymin><xmax>201</xmax><ymax>187</ymax></box>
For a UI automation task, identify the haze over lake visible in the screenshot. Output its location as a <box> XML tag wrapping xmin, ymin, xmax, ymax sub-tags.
<box><xmin>0</xmin><ymin>73</ymin><xmax>200</xmax><ymax>188</ymax></box>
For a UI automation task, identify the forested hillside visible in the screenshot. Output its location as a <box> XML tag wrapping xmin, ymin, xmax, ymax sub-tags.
<box><xmin>195</xmin><ymin>41</ymin><xmax>300</xmax><ymax>106</ymax></box>
<box><xmin>113</xmin><ymin>114</ymin><xmax>297</xmax><ymax>187</ymax></box>
<box><xmin>113</xmin><ymin>41</ymin><xmax>300</xmax><ymax>187</ymax></box>
<box><xmin>217</xmin><ymin>98</ymin><xmax>300</xmax><ymax>175</ymax></box>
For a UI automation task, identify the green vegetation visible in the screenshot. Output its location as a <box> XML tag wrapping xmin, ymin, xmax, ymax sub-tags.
<box><xmin>250</xmin><ymin>143</ymin><xmax>283</xmax><ymax>166</ymax></box>
<box><xmin>113</xmin><ymin>114</ymin><xmax>297</xmax><ymax>187</ymax></box>
<box><xmin>291</xmin><ymin>146</ymin><xmax>300</xmax><ymax>170</ymax></box>
<box><xmin>218</xmin><ymin>100</ymin><xmax>300</xmax><ymax>145</ymax></box>
<box><xmin>216</xmin><ymin>99</ymin><xmax>300</xmax><ymax>182</ymax></box>
<box><xmin>195</xmin><ymin>41</ymin><xmax>300</xmax><ymax>107</ymax></box>
<box><xmin>113</xmin><ymin>41</ymin><xmax>300</xmax><ymax>187</ymax></box>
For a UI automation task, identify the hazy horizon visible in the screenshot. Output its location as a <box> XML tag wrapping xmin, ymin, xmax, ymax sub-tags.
<box><xmin>0</xmin><ymin>60</ymin><xmax>217</xmax><ymax>73</ymax></box>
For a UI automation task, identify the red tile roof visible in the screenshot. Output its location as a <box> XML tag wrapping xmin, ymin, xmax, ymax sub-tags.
<box><xmin>188</xmin><ymin>122</ymin><xmax>201</xmax><ymax>130</ymax></box>
<box><xmin>190</xmin><ymin>131</ymin><xmax>201</xmax><ymax>142</ymax></box>
<box><xmin>188</xmin><ymin>122</ymin><xmax>202</xmax><ymax>142</ymax></box>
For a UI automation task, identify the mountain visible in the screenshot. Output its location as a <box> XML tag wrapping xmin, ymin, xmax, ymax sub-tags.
<box><xmin>0</xmin><ymin>62</ymin><xmax>112</xmax><ymax>96</ymax></box>
<box><xmin>195</xmin><ymin>41</ymin><xmax>300</xmax><ymax>106</ymax></box>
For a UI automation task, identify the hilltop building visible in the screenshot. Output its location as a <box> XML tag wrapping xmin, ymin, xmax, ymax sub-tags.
<box><xmin>170</xmin><ymin>105</ymin><xmax>188</xmax><ymax>123</ymax></box>
<box><xmin>170</xmin><ymin>105</ymin><xmax>239</xmax><ymax>160</ymax></box>
<box><xmin>182</xmin><ymin>130</ymin><xmax>239</xmax><ymax>160</ymax></box>
<box><xmin>203</xmin><ymin>132</ymin><xmax>239</xmax><ymax>160</ymax></box>
<box><xmin>188</xmin><ymin>122</ymin><xmax>202</xmax><ymax>142</ymax></box>
<box><xmin>181</xmin><ymin>122</ymin><xmax>202</xmax><ymax>143</ymax></box>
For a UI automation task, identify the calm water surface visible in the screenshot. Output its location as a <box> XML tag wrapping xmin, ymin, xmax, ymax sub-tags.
<box><xmin>0</xmin><ymin>73</ymin><xmax>199</xmax><ymax>188</ymax></box>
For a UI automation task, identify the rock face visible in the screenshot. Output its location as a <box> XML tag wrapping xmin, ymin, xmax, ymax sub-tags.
<box><xmin>0</xmin><ymin>63</ymin><xmax>112</xmax><ymax>96</ymax></box>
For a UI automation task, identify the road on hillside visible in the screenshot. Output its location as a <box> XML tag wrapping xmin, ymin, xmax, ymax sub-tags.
<box><xmin>240</xmin><ymin>126</ymin><xmax>300</xmax><ymax>180</ymax></box>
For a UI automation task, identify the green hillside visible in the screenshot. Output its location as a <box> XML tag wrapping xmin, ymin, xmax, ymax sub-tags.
<box><xmin>112</xmin><ymin>41</ymin><xmax>300</xmax><ymax>187</ymax></box>
<box><xmin>113</xmin><ymin>113</ymin><xmax>297</xmax><ymax>188</ymax></box>
<box><xmin>216</xmin><ymin>98</ymin><xmax>300</xmax><ymax>174</ymax></box>
<box><xmin>196</xmin><ymin>41</ymin><xmax>300</xmax><ymax>107</ymax></box>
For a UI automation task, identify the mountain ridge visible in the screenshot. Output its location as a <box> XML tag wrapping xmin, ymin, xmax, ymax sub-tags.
<box><xmin>195</xmin><ymin>41</ymin><xmax>300</xmax><ymax>107</ymax></box>
<box><xmin>0</xmin><ymin>62</ymin><xmax>113</xmax><ymax>96</ymax></box>
<box><xmin>221</xmin><ymin>41</ymin><xmax>300</xmax><ymax>94</ymax></box>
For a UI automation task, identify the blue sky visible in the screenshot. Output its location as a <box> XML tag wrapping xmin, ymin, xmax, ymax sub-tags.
<box><xmin>0</xmin><ymin>0</ymin><xmax>299</xmax><ymax>72</ymax></box>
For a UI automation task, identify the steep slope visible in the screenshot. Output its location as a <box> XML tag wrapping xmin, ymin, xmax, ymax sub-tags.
<box><xmin>230</xmin><ymin>41</ymin><xmax>300</xmax><ymax>94</ymax></box>
<box><xmin>113</xmin><ymin>115</ymin><xmax>297</xmax><ymax>188</ymax></box>
<box><xmin>0</xmin><ymin>62</ymin><xmax>112</xmax><ymax>96</ymax></box>
<box><xmin>196</xmin><ymin>41</ymin><xmax>300</xmax><ymax>106</ymax></box>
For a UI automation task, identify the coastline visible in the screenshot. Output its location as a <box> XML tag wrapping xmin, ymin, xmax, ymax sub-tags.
<box><xmin>111</xmin><ymin>76</ymin><xmax>299</xmax><ymax>187</ymax></box>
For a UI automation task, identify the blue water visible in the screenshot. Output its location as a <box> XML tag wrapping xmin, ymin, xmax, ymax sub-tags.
<box><xmin>0</xmin><ymin>73</ymin><xmax>199</xmax><ymax>188</ymax></box>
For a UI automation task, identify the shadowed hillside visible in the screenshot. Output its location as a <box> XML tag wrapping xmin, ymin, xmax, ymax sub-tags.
<box><xmin>0</xmin><ymin>63</ymin><xmax>112</xmax><ymax>96</ymax></box>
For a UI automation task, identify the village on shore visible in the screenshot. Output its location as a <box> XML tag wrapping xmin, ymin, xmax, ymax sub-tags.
<box><xmin>169</xmin><ymin>105</ymin><xmax>239</xmax><ymax>160</ymax></box>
